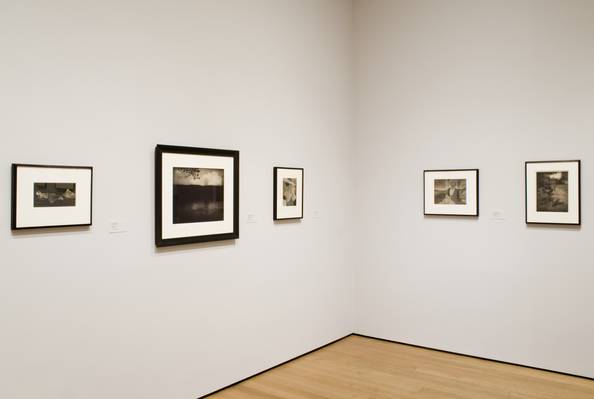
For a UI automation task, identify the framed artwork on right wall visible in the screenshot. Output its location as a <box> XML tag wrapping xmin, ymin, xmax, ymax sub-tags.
<box><xmin>525</xmin><ymin>160</ymin><xmax>581</xmax><ymax>225</ymax></box>
<box><xmin>423</xmin><ymin>169</ymin><xmax>479</xmax><ymax>217</ymax></box>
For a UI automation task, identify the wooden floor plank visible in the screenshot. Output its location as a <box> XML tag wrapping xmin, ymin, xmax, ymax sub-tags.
<box><xmin>206</xmin><ymin>335</ymin><xmax>594</xmax><ymax>399</ymax></box>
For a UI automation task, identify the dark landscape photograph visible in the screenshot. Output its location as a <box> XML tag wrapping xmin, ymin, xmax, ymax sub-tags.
<box><xmin>173</xmin><ymin>167</ymin><xmax>224</xmax><ymax>224</ymax></box>
<box><xmin>537</xmin><ymin>171</ymin><xmax>568</xmax><ymax>212</ymax></box>
<box><xmin>34</xmin><ymin>182</ymin><xmax>76</xmax><ymax>207</ymax></box>
<box><xmin>434</xmin><ymin>179</ymin><xmax>466</xmax><ymax>205</ymax></box>
<box><xmin>283</xmin><ymin>178</ymin><xmax>297</xmax><ymax>206</ymax></box>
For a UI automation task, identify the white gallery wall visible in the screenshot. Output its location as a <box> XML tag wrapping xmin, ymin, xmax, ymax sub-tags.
<box><xmin>0</xmin><ymin>1</ymin><xmax>355</xmax><ymax>398</ymax></box>
<box><xmin>354</xmin><ymin>0</ymin><xmax>594</xmax><ymax>379</ymax></box>
<box><xmin>2</xmin><ymin>1</ymin><xmax>594</xmax><ymax>398</ymax></box>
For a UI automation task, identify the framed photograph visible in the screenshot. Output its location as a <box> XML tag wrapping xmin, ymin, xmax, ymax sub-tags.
<box><xmin>274</xmin><ymin>167</ymin><xmax>304</xmax><ymax>220</ymax></box>
<box><xmin>424</xmin><ymin>169</ymin><xmax>479</xmax><ymax>216</ymax></box>
<box><xmin>525</xmin><ymin>160</ymin><xmax>580</xmax><ymax>225</ymax></box>
<box><xmin>155</xmin><ymin>145</ymin><xmax>239</xmax><ymax>247</ymax></box>
<box><xmin>11</xmin><ymin>164</ymin><xmax>93</xmax><ymax>230</ymax></box>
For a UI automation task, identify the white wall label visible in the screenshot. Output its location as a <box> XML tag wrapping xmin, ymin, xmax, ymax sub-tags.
<box><xmin>490</xmin><ymin>210</ymin><xmax>505</xmax><ymax>221</ymax></box>
<box><xmin>109</xmin><ymin>219</ymin><xmax>128</xmax><ymax>234</ymax></box>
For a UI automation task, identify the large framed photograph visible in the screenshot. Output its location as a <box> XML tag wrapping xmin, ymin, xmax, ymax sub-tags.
<box><xmin>155</xmin><ymin>145</ymin><xmax>239</xmax><ymax>247</ymax></box>
<box><xmin>525</xmin><ymin>160</ymin><xmax>580</xmax><ymax>225</ymax></box>
<box><xmin>11</xmin><ymin>164</ymin><xmax>93</xmax><ymax>230</ymax></box>
<box><xmin>424</xmin><ymin>169</ymin><xmax>479</xmax><ymax>216</ymax></box>
<box><xmin>273</xmin><ymin>167</ymin><xmax>304</xmax><ymax>220</ymax></box>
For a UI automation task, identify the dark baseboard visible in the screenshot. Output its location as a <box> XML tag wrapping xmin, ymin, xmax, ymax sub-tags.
<box><xmin>353</xmin><ymin>333</ymin><xmax>594</xmax><ymax>382</ymax></box>
<box><xmin>198</xmin><ymin>331</ymin><xmax>593</xmax><ymax>398</ymax></box>
<box><xmin>197</xmin><ymin>333</ymin><xmax>354</xmax><ymax>398</ymax></box>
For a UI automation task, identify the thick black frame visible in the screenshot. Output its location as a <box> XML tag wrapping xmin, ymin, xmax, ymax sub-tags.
<box><xmin>11</xmin><ymin>163</ymin><xmax>93</xmax><ymax>230</ymax></box>
<box><xmin>525</xmin><ymin>160</ymin><xmax>581</xmax><ymax>226</ymax></box>
<box><xmin>273</xmin><ymin>167</ymin><xmax>304</xmax><ymax>221</ymax></box>
<box><xmin>423</xmin><ymin>169</ymin><xmax>480</xmax><ymax>217</ymax></box>
<box><xmin>155</xmin><ymin>144</ymin><xmax>239</xmax><ymax>247</ymax></box>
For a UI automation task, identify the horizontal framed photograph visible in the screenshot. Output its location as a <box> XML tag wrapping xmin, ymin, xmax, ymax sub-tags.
<box><xmin>525</xmin><ymin>160</ymin><xmax>581</xmax><ymax>225</ymax></box>
<box><xmin>155</xmin><ymin>144</ymin><xmax>239</xmax><ymax>247</ymax></box>
<box><xmin>11</xmin><ymin>164</ymin><xmax>93</xmax><ymax>230</ymax></box>
<box><xmin>274</xmin><ymin>167</ymin><xmax>304</xmax><ymax>220</ymax></box>
<box><xmin>424</xmin><ymin>169</ymin><xmax>479</xmax><ymax>216</ymax></box>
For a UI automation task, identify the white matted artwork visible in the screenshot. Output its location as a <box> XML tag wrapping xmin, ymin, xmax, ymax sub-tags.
<box><xmin>525</xmin><ymin>160</ymin><xmax>580</xmax><ymax>225</ymax></box>
<box><xmin>11</xmin><ymin>164</ymin><xmax>93</xmax><ymax>229</ymax></box>
<box><xmin>424</xmin><ymin>169</ymin><xmax>479</xmax><ymax>217</ymax></box>
<box><xmin>155</xmin><ymin>145</ymin><xmax>239</xmax><ymax>247</ymax></box>
<box><xmin>274</xmin><ymin>167</ymin><xmax>304</xmax><ymax>220</ymax></box>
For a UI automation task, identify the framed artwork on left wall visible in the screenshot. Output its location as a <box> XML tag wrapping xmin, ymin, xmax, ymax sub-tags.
<box><xmin>424</xmin><ymin>169</ymin><xmax>479</xmax><ymax>217</ymax></box>
<box><xmin>155</xmin><ymin>144</ymin><xmax>239</xmax><ymax>247</ymax></box>
<box><xmin>11</xmin><ymin>164</ymin><xmax>93</xmax><ymax>229</ymax></box>
<box><xmin>274</xmin><ymin>167</ymin><xmax>304</xmax><ymax>220</ymax></box>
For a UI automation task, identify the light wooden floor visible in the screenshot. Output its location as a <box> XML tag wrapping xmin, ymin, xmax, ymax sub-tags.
<box><xmin>207</xmin><ymin>335</ymin><xmax>594</xmax><ymax>399</ymax></box>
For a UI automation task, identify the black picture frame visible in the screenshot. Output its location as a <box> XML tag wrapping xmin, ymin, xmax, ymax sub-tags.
<box><xmin>11</xmin><ymin>163</ymin><xmax>94</xmax><ymax>230</ymax></box>
<box><xmin>155</xmin><ymin>144</ymin><xmax>240</xmax><ymax>247</ymax></box>
<box><xmin>423</xmin><ymin>169</ymin><xmax>480</xmax><ymax>217</ymax></box>
<box><xmin>273</xmin><ymin>167</ymin><xmax>304</xmax><ymax>221</ymax></box>
<box><xmin>525</xmin><ymin>160</ymin><xmax>581</xmax><ymax>226</ymax></box>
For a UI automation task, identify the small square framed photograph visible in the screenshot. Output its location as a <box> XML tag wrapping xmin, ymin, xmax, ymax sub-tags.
<box><xmin>525</xmin><ymin>160</ymin><xmax>581</xmax><ymax>225</ymax></box>
<box><xmin>424</xmin><ymin>169</ymin><xmax>479</xmax><ymax>216</ymax></box>
<box><xmin>155</xmin><ymin>144</ymin><xmax>239</xmax><ymax>247</ymax></box>
<box><xmin>274</xmin><ymin>167</ymin><xmax>304</xmax><ymax>220</ymax></box>
<box><xmin>11</xmin><ymin>164</ymin><xmax>93</xmax><ymax>230</ymax></box>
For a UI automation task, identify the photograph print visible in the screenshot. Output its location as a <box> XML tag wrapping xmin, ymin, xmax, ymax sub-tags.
<box><xmin>34</xmin><ymin>183</ymin><xmax>76</xmax><ymax>207</ymax></box>
<box><xmin>537</xmin><ymin>171</ymin><xmax>568</xmax><ymax>212</ymax></box>
<box><xmin>173</xmin><ymin>167</ymin><xmax>224</xmax><ymax>224</ymax></box>
<box><xmin>526</xmin><ymin>160</ymin><xmax>580</xmax><ymax>225</ymax></box>
<box><xmin>424</xmin><ymin>169</ymin><xmax>479</xmax><ymax>216</ymax></box>
<box><xmin>156</xmin><ymin>145</ymin><xmax>239</xmax><ymax>247</ymax></box>
<box><xmin>283</xmin><ymin>177</ymin><xmax>297</xmax><ymax>206</ymax></box>
<box><xmin>12</xmin><ymin>164</ymin><xmax>93</xmax><ymax>229</ymax></box>
<box><xmin>274</xmin><ymin>167</ymin><xmax>304</xmax><ymax>220</ymax></box>
<box><xmin>434</xmin><ymin>179</ymin><xmax>467</xmax><ymax>205</ymax></box>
